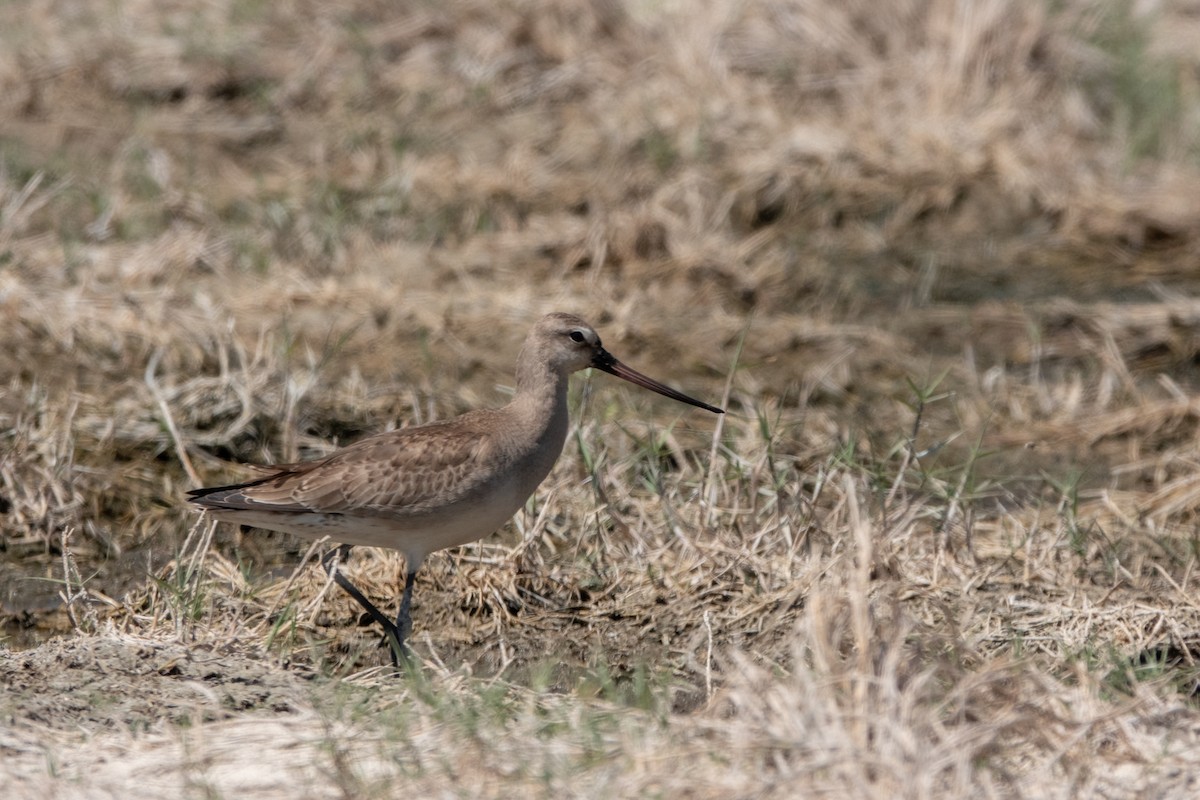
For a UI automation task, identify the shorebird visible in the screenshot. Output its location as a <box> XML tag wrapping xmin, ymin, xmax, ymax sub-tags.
<box><xmin>188</xmin><ymin>312</ymin><xmax>723</xmax><ymax>664</ymax></box>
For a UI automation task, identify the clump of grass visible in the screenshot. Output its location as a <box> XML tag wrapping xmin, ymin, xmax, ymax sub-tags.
<box><xmin>1086</xmin><ymin>1</ymin><xmax>1199</xmax><ymax>164</ymax></box>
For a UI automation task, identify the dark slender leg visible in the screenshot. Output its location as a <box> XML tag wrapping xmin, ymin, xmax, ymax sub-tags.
<box><xmin>320</xmin><ymin>545</ymin><xmax>406</xmax><ymax>666</ymax></box>
<box><xmin>395</xmin><ymin>571</ymin><xmax>418</xmax><ymax>647</ymax></box>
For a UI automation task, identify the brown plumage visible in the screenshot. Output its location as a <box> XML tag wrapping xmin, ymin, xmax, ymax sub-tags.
<box><xmin>188</xmin><ymin>312</ymin><xmax>723</xmax><ymax>664</ymax></box>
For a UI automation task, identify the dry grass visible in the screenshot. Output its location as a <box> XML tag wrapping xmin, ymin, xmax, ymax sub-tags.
<box><xmin>4</xmin><ymin>0</ymin><xmax>1200</xmax><ymax>796</ymax></box>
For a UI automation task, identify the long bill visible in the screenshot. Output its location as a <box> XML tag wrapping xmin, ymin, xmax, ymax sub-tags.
<box><xmin>592</xmin><ymin>350</ymin><xmax>724</xmax><ymax>414</ymax></box>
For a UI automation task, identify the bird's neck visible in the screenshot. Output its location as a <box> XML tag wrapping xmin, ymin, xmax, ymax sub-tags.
<box><xmin>509</xmin><ymin>356</ymin><xmax>571</xmax><ymax>454</ymax></box>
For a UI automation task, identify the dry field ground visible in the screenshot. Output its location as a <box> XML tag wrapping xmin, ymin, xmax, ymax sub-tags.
<box><xmin>4</xmin><ymin>0</ymin><xmax>1200</xmax><ymax>796</ymax></box>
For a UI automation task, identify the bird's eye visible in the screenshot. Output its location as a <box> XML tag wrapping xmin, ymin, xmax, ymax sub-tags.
<box><xmin>569</xmin><ymin>330</ymin><xmax>587</xmax><ymax>343</ymax></box>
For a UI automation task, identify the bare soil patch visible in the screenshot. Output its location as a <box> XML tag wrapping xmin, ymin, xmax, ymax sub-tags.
<box><xmin>0</xmin><ymin>634</ymin><xmax>308</xmax><ymax>732</ymax></box>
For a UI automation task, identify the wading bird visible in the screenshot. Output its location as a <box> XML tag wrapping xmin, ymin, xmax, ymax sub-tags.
<box><xmin>188</xmin><ymin>312</ymin><xmax>723</xmax><ymax>664</ymax></box>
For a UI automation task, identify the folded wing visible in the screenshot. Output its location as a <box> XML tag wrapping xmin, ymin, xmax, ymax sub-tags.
<box><xmin>187</xmin><ymin>415</ymin><xmax>498</xmax><ymax>519</ymax></box>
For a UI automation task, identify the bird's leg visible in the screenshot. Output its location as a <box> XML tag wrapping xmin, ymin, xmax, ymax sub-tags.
<box><xmin>395</xmin><ymin>570</ymin><xmax>418</xmax><ymax>649</ymax></box>
<box><xmin>320</xmin><ymin>545</ymin><xmax>404</xmax><ymax>664</ymax></box>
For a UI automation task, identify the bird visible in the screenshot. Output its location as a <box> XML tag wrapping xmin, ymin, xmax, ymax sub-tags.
<box><xmin>187</xmin><ymin>312</ymin><xmax>724</xmax><ymax>665</ymax></box>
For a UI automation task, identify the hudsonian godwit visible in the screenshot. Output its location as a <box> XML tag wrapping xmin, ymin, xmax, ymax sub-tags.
<box><xmin>188</xmin><ymin>312</ymin><xmax>723</xmax><ymax>664</ymax></box>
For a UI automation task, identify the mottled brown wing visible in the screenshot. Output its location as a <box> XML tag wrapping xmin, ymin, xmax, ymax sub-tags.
<box><xmin>190</xmin><ymin>414</ymin><xmax>500</xmax><ymax>518</ymax></box>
